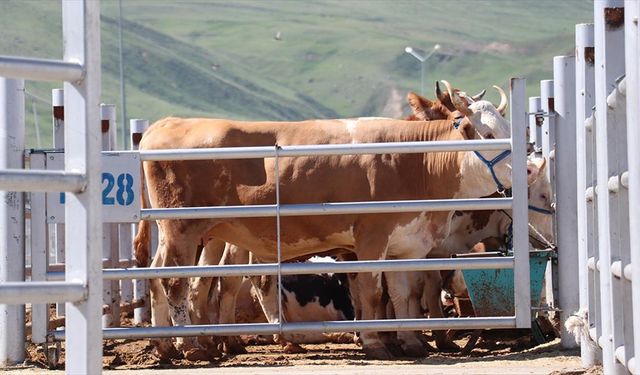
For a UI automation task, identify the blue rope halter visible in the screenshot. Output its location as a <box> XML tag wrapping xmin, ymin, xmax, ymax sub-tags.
<box><xmin>452</xmin><ymin>117</ymin><xmax>511</xmax><ymax>193</ymax></box>
<box><xmin>527</xmin><ymin>205</ymin><xmax>553</xmax><ymax>215</ymax></box>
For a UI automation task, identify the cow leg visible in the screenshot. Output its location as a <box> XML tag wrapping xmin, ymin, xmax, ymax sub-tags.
<box><xmin>218</xmin><ymin>243</ymin><xmax>249</xmax><ymax>354</ymax></box>
<box><xmin>188</xmin><ymin>239</ymin><xmax>225</xmax><ymax>358</ymax></box>
<box><xmin>423</xmin><ymin>271</ymin><xmax>460</xmax><ymax>351</ymax></box>
<box><xmin>353</xmin><ymin>235</ymin><xmax>394</xmax><ymax>360</ymax></box>
<box><xmin>158</xmin><ymin>226</ymin><xmax>209</xmax><ymax>361</ymax></box>
<box><xmin>385</xmin><ymin>271</ymin><xmax>428</xmax><ymax>357</ymax></box>
<box><xmin>149</xmin><ymin>249</ymin><xmax>180</xmax><ymax>361</ymax></box>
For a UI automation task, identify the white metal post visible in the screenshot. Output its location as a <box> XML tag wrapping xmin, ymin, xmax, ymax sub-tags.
<box><xmin>101</xmin><ymin>104</ymin><xmax>120</xmax><ymax>328</ymax></box>
<box><xmin>511</xmin><ymin>78</ymin><xmax>531</xmax><ymax>328</ymax></box>
<box><xmin>553</xmin><ymin>55</ymin><xmax>580</xmax><ymax>349</ymax></box>
<box><xmin>62</xmin><ymin>0</ymin><xmax>103</xmax><ymax>373</ymax></box>
<box><xmin>594</xmin><ymin>1</ymin><xmax>626</xmax><ymax>374</ymax></box>
<box><xmin>28</xmin><ymin>153</ymin><xmax>48</xmax><ymax>344</ymax></box>
<box><xmin>0</xmin><ymin>78</ymin><xmax>26</xmax><ymax>366</ymax></box>
<box><xmin>624</xmin><ymin>0</ymin><xmax>640</xmax><ymax>371</ymax></box>
<box><xmin>52</xmin><ymin>88</ymin><xmax>66</xmax><ymax>318</ymax></box>
<box><xmin>575</xmin><ymin>22</ymin><xmax>599</xmax><ymax>366</ymax></box>
<box><xmin>528</xmin><ymin>96</ymin><xmax>542</xmax><ymax>153</ymax></box>
<box><xmin>540</xmin><ymin>79</ymin><xmax>558</xmax><ymax>313</ymax></box>
<box><xmin>130</xmin><ymin>119</ymin><xmax>150</xmax><ymax>324</ymax></box>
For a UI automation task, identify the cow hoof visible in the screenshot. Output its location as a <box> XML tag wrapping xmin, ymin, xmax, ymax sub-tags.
<box><xmin>282</xmin><ymin>342</ymin><xmax>307</xmax><ymax>354</ymax></box>
<box><xmin>436</xmin><ymin>339</ymin><xmax>461</xmax><ymax>352</ymax></box>
<box><xmin>183</xmin><ymin>347</ymin><xmax>211</xmax><ymax>362</ymax></box>
<box><xmin>224</xmin><ymin>341</ymin><xmax>248</xmax><ymax>355</ymax></box>
<box><xmin>151</xmin><ymin>339</ymin><xmax>180</xmax><ymax>361</ymax></box>
<box><xmin>332</xmin><ymin>332</ymin><xmax>356</xmax><ymax>344</ymax></box>
<box><xmin>401</xmin><ymin>343</ymin><xmax>428</xmax><ymax>358</ymax></box>
<box><xmin>363</xmin><ymin>345</ymin><xmax>394</xmax><ymax>360</ymax></box>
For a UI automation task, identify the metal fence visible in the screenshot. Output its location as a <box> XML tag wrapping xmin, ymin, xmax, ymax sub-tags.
<box><xmin>572</xmin><ymin>1</ymin><xmax>639</xmax><ymax>374</ymax></box>
<box><xmin>0</xmin><ymin>2</ymin><xmax>103</xmax><ymax>375</ymax></box>
<box><xmin>0</xmin><ymin>1</ymin><xmax>580</xmax><ymax>373</ymax></box>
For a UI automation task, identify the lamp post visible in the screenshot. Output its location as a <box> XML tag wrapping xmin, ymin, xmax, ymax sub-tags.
<box><xmin>405</xmin><ymin>44</ymin><xmax>441</xmax><ymax>96</ymax></box>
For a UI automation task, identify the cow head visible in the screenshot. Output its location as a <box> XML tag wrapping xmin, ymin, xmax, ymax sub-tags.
<box><xmin>405</xmin><ymin>82</ymin><xmax>486</xmax><ymax>121</ymax></box>
<box><xmin>442</xmin><ymin>80</ymin><xmax>541</xmax><ymax>198</ymax></box>
<box><xmin>526</xmin><ymin>157</ymin><xmax>555</xmax><ymax>247</ymax></box>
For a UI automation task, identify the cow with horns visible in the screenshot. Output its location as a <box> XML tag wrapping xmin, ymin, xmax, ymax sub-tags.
<box><xmin>134</xmin><ymin>80</ymin><xmax>544</xmax><ymax>360</ymax></box>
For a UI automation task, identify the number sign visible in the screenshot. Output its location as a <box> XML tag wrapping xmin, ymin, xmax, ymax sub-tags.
<box><xmin>45</xmin><ymin>151</ymin><xmax>141</xmax><ymax>223</ymax></box>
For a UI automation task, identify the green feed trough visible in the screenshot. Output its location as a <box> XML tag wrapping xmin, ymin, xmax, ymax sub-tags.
<box><xmin>461</xmin><ymin>250</ymin><xmax>553</xmax><ymax>316</ymax></box>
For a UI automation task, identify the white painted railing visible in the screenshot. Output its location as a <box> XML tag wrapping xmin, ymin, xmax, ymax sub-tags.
<box><xmin>572</xmin><ymin>1</ymin><xmax>639</xmax><ymax>374</ymax></box>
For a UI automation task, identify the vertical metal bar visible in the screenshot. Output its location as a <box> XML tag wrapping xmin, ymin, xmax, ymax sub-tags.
<box><xmin>624</xmin><ymin>0</ymin><xmax>640</xmax><ymax>368</ymax></box>
<box><xmin>52</xmin><ymin>88</ymin><xmax>66</xmax><ymax>318</ymax></box>
<box><xmin>540</xmin><ymin>79</ymin><xmax>558</xmax><ymax>312</ymax></box>
<box><xmin>528</xmin><ymin>96</ymin><xmax>542</xmax><ymax>153</ymax></box>
<box><xmin>274</xmin><ymin>145</ymin><xmax>284</xmax><ymax>334</ymax></box>
<box><xmin>540</xmin><ymin>79</ymin><xmax>556</xmax><ymax>184</ymax></box>
<box><xmin>0</xmin><ymin>78</ymin><xmax>26</xmax><ymax>366</ymax></box>
<box><xmin>511</xmin><ymin>78</ymin><xmax>531</xmax><ymax>328</ymax></box>
<box><xmin>130</xmin><ymin>119</ymin><xmax>150</xmax><ymax>324</ymax></box>
<box><xmin>117</xmin><ymin>0</ymin><xmax>128</xmax><ymax>150</ymax></box>
<box><xmin>101</xmin><ymin>104</ymin><xmax>120</xmax><ymax>328</ymax></box>
<box><xmin>119</xmin><ymin>228</ymin><xmax>133</xmax><ymax>304</ymax></box>
<box><xmin>594</xmin><ymin>1</ymin><xmax>626</xmax><ymax>373</ymax></box>
<box><xmin>29</xmin><ymin>154</ymin><xmax>49</xmax><ymax>344</ymax></box>
<box><xmin>553</xmin><ymin>55</ymin><xmax>580</xmax><ymax>349</ymax></box>
<box><xmin>62</xmin><ymin>0</ymin><xmax>103</xmax><ymax>372</ymax></box>
<box><xmin>575</xmin><ymin>22</ymin><xmax>599</xmax><ymax>366</ymax></box>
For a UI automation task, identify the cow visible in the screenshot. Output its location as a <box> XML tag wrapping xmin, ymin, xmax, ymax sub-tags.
<box><xmin>133</xmin><ymin>80</ymin><xmax>544</xmax><ymax>360</ymax></box>
<box><xmin>429</xmin><ymin>157</ymin><xmax>554</xmax><ymax>314</ymax></box>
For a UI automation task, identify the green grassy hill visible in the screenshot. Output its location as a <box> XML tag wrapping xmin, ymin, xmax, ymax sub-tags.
<box><xmin>0</xmin><ymin>0</ymin><xmax>592</xmax><ymax>149</ymax></box>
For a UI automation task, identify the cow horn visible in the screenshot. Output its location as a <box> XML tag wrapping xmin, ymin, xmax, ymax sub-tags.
<box><xmin>471</xmin><ymin>89</ymin><xmax>486</xmax><ymax>101</ymax></box>
<box><xmin>493</xmin><ymin>85</ymin><xmax>508</xmax><ymax>116</ymax></box>
<box><xmin>435</xmin><ymin>81</ymin><xmax>443</xmax><ymax>99</ymax></box>
<box><xmin>442</xmin><ymin>80</ymin><xmax>472</xmax><ymax>116</ymax></box>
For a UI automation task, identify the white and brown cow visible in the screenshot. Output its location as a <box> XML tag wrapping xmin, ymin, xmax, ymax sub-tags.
<box><xmin>134</xmin><ymin>81</ymin><xmax>542</xmax><ymax>360</ymax></box>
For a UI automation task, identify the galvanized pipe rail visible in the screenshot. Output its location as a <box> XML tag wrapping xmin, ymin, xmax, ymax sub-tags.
<box><xmin>138</xmin><ymin>139</ymin><xmax>511</xmax><ymax>161</ymax></box>
<box><xmin>105</xmin><ymin>256</ymin><xmax>514</xmax><ymax>280</ymax></box>
<box><xmin>51</xmin><ymin>316</ymin><xmax>517</xmax><ymax>341</ymax></box>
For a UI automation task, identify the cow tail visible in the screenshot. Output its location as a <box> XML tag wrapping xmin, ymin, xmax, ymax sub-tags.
<box><xmin>133</xmin><ymin>161</ymin><xmax>151</xmax><ymax>267</ymax></box>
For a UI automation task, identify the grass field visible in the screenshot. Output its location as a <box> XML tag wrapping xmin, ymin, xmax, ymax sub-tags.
<box><xmin>0</xmin><ymin>0</ymin><xmax>592</xmax><ymax>148</ymax></box>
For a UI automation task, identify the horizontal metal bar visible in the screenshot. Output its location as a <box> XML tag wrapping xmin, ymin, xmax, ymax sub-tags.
<box><xmin>0</xmin><ymin>281</ymin><xmax>85</xmax><ymax>304</ymax></box>
<box><xmin>139</xmin><ymin>139</ymin><xmax>512</xmax><ymax>161</ymax></box>
<box><xmin>101</xmin><ymin>257</ymin><xmax>514</xmax><ymax>280</ymax></box>
<box><xmin>609</xmin><ymin>176</ymin><xmax>620</xmax><ymax>193</ymax></box>
<box><xmin>624</xmin><ymin>264</ymin><xmax>632</xmax><ymax>281</ymax></box>
<box><xmin>142</xmin><ymin>197</ymin><xmax>512</xmax><ymax>220</ymax></box>
<box><xmin>50</xmin><ymin>316</ymin><xmax>516</xmax><ymax>341</ymax></box>
<box><xmin>42</xmin><ymin>259</ymin><xmax>134</xmax><ymax>281</ymax></box>
<box><xmin>586</xmin><ymin>187</ymin><xmax>594</xmax><ymax>202</ymax></box>
<box><xmin>0</xmin><ymin>55</ymin><xmax>83</xmax><ymax>82</ymax></box>
<box><xmin>0</xmin><ymin>169</ymin><xmax>85</xmax><ymax>192</ymax></box>
<box><xmin>587</xmin><ymin>257</ymin><xmax>596</xmax><ymax>271</ymax></box>
<box><xmin>621</xmin><ymin>171</ymin><xmax>629</xmax><ymax>189</ymax></box>
<box><xmin>612</xmin><ymin>261</ymin><xmax>622</xmax><ymax>279</ymax></box>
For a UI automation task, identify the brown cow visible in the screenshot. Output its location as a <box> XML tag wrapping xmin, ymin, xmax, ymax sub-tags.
<box><xmin>134</xmin><ymin>81</ymin><xmax>541</xmax><ymax>360</ymax></box>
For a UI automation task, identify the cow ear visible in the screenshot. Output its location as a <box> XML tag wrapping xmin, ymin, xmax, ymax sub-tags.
<box><xmin>407</xmin><ymin>92</ymin><xmax>431</xmax><ymax>120</ymax></box>
<box><xmin>526</xmin><ymin>158</ymin><xmax>545</xmax><ymax>185</ymax></box>
<box><xmin>458</xmin><ymin>119</ymin><xmax>476</xmax><ymax>140</ymax></box>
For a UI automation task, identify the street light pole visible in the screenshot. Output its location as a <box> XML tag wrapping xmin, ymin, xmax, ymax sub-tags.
<box><xmin>405</xmin><ymin>44</ymin><xmax>441</xmax><ymax>96</ymax></box>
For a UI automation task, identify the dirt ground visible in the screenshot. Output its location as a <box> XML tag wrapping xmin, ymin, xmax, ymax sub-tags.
<box><xmin>7</xmin><ymin>326</ymin><xmax>599</xmax><ymax>375</ymax></box>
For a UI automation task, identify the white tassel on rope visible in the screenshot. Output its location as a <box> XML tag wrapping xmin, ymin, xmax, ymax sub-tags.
<box><xmin>564</xmin><ymin>308</ymin><xmax>597</xmax><ymax>350</ymax></box>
